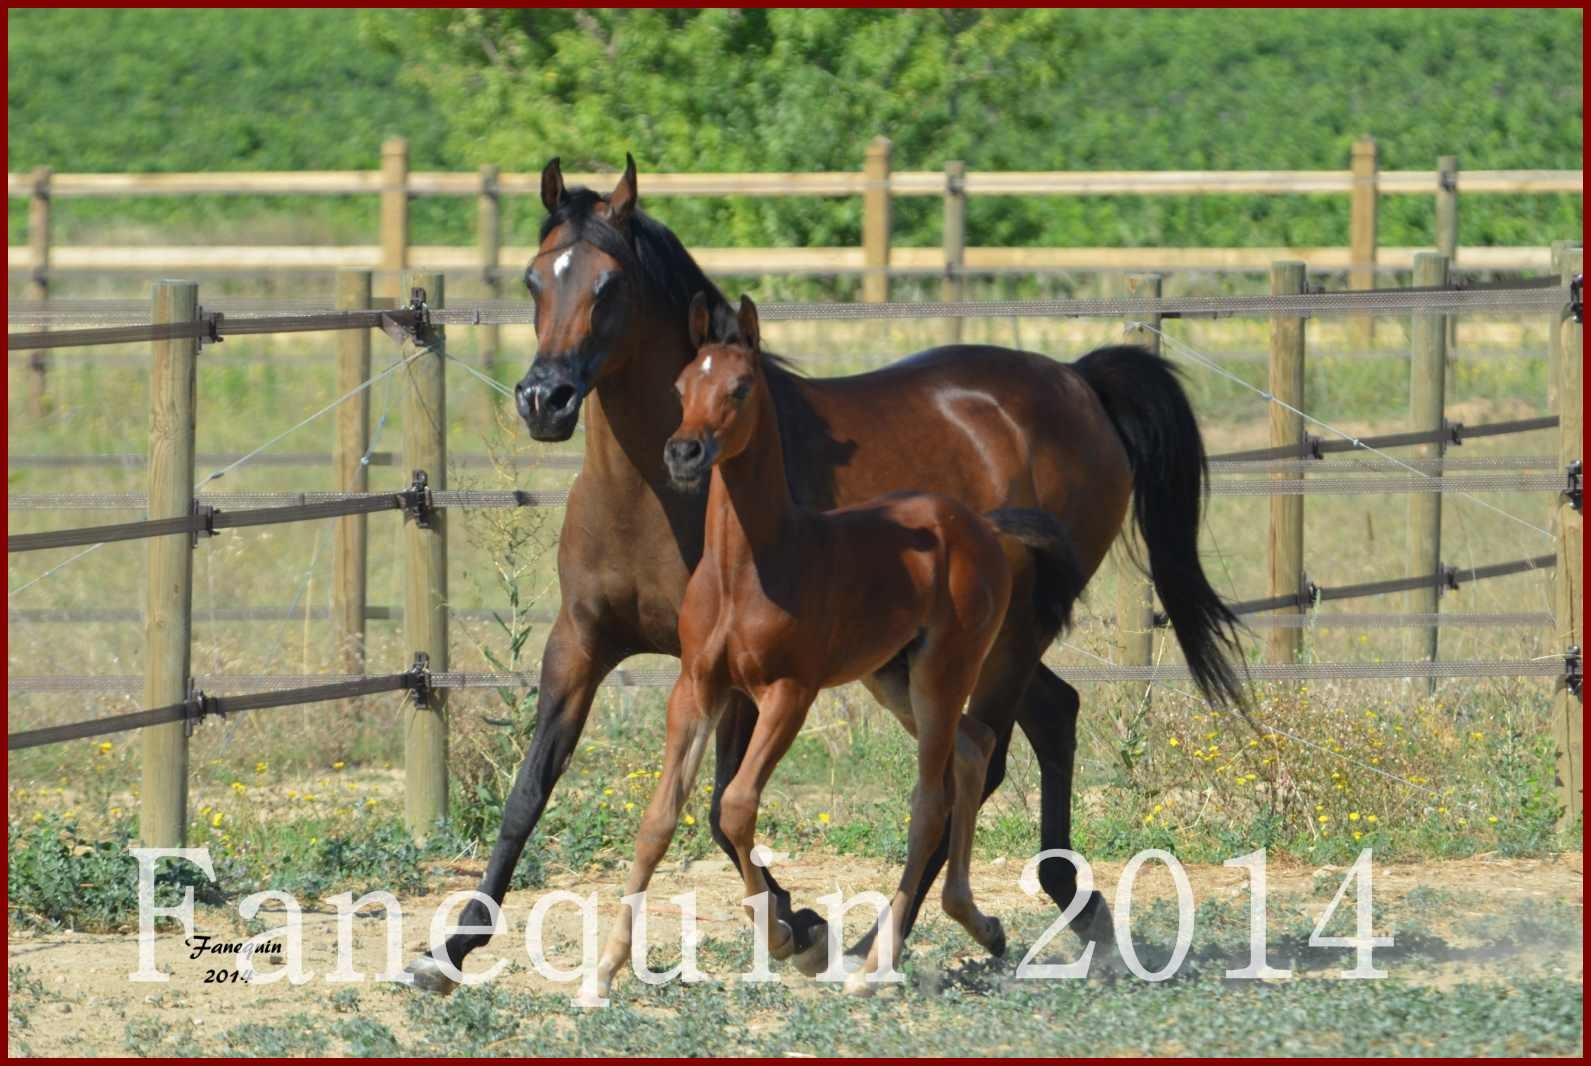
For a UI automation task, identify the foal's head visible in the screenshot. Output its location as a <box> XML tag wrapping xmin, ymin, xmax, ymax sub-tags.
<box><xmin>664</xmin><ymin>292</ymin><xmax>766</xmax><ymax>492</ymax></box>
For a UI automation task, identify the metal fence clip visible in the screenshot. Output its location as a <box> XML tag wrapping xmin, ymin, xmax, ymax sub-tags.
<box><xmin>406</xmin><ymin>651</ymin><xmax>433</xmax><ymax>707</ymax></box>
<box><xmin>401</xmin><ymin>469</ymin><xmax>436</xmax><ymax>528</ymax></box>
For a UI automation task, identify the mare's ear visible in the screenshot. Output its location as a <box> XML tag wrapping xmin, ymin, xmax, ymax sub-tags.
<box><xmin>608</xmin><ymin>152</ymin><xmax>639</xmax><ymax>227</ymax></box>
<box><xmin>540</xmin><ymin>157</ymin><xmax>566</xmax><ymax>214</ymax></box>
<box><xmin>688</xmin><ymin>292</ymin><xmax>711</xmax><ymax>350</ymax></box>
<box><xmin>736</xmin><ymin>294</ymin><xmax>761</xmax><ymax>353</ymax></box>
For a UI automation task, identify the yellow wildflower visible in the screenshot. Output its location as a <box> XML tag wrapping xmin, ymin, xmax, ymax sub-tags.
<box><xmin>255</xmin><ymin>761</ymin><xmax>268</xmax><ymax>774</ymax></box>
<box><xmin>683</xmin><ymin>814</ymin><xmax>696</xmax><ymax>826</ymax></box>
<box><xmin>211</xmin><ymin>812</ymin><xmax>223</xmax><ymax>828</ymax></box>
<box><xmin>818</xmin><ymin>812</ymin><xmax>831</xmax><ymax>825</ymax></box>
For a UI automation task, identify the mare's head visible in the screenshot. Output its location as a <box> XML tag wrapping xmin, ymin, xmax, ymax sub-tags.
<box><xmin>516</xmin><ymin>154</ymin><xmax>723</xmax><ymax>441</ymax></box>
<box><xmin>664</xmin><ymin>292</ymin><xmax>766</xmax><ymax>492</ymax></box>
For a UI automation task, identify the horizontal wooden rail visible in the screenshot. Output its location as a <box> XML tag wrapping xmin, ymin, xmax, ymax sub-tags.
<box><xmin>6</xmin><ymin>244</ymin><xmax>1559</xmax><ymax>274</ymax></box>
<box><xmin>8</xmin><ymin>168</ymin><xmax>1581</xmax><ymax>200</ymax></box>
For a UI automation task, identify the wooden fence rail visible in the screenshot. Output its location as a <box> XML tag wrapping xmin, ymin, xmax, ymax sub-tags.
<box><xmin>9</xmin><ymin>138</ymin><xmax>1581</xmax><ymax>301</ymax></box>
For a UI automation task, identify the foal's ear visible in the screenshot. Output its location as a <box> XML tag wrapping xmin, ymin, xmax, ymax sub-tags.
<box><xmin>540</xmin><ymin>157</ymin><xmax>566</xmax><ymax>214</ymax></box>
<box><xmin>688</xmin><ymin>291</ymin><xmax>711</xmax><ymax>350</ymax></box>
<box><xmin>736</xmin><ymin>295</ymin><xmax>761</xmax><ymax>353</ymax></box>
<box><xmin>608</xmin><ymin>152</ymin><xmax>639</xmax><ymax>226</ymax></box>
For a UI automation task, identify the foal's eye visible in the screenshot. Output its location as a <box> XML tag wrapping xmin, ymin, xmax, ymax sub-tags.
<box><xmin>525</xmin><ymin>269</ymin><xmax>542</xmax><ymax>296</ymax></box>
<box><xmin>730</xmin><ymin>382</ymin><xmax>752</xmax><ymax>402</ymax></box>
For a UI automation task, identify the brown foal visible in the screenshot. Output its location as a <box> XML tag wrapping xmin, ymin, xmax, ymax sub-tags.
<box><xmin>593</xmin><ymin>294</ymin><xmax>1085</xmax><ymax>998</ymax></box>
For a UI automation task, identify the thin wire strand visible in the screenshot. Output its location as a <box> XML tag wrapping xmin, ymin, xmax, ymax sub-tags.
<box><xmin>8</xmin><ymin>340</ymin><xmax>427</xmax><ymax>601</ymax></box>
<box><xmin>196</xmin><ymin>346</ymin><xmax>424</xmax><ymax>489</ymax></box>
<box><xmin>1131</xmin><ymin>322</ymin><xmax>1556</xmax><ymax>540</ymax></box>
<box><xmin>446</xmin><ymin>353</ymin><xmax>515</xmax><ymax>398</ymax></box>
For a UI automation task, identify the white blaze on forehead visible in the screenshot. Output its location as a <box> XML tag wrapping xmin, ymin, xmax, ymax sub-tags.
<box><xmin>700</xmin><ymin>355</ymin><xmax>712</xmax><ymax>375</ymax></box>
<box><xmin>553</xmin><ymin>249</ymin><xmax>572</xmax><ymax>278</ymax></box>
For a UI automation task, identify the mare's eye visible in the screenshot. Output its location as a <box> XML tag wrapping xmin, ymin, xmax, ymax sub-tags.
<box><xmin>525</xmin><ymin>269</ymin><xmax>542</xmax><ymax>296</ymax></box>
<box><xmin>594</xmin><ymin>271</ymin><xmax>619</xmax><ymax>300</ymax></box>
<box><xmin>730</xmin><ymin>382</ymin><xmax>752</xmax><ymax>402</ymax></box>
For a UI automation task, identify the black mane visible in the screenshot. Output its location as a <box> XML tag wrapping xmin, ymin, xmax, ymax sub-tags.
<box><xmin>542</xmin><ymin>184</ymin><xmax>835</xmax><ymax>497</ymax></box>
<box><xmin>540</xmin><ymin>186</ymin><xmax>727</xmax><ymax>326</ymax></box>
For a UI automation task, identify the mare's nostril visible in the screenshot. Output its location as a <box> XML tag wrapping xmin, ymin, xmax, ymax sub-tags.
<box><xmin>548</xmin><ymin>384</ymin><xmax>578</xmax><ymax>413</ymax></box>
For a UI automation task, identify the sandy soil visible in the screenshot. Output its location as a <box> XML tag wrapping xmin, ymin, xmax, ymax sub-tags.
<box><xmin>7</xmin><ymin>852</ymin><xmax>1582</xmax><ymax>1057</ymax></box>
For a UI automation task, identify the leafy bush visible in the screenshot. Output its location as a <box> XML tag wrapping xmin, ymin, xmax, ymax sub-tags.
<box><xmin>8</xmin><ymin>9</ymin><xmax>1581</xmax><ymax>249</ymax></box>
<box><xmin>6</xmin><ymin>811</ymin><xmax>220</xmax><ymax>932</ymax></box>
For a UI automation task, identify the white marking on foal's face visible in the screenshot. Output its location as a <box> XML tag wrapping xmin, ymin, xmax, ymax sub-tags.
<box><xmin>700</xmin><ymin>356</ymin><xmax>713</xmax><ymax>375</ymax></box>
<box><xmin>553</xmin><ymin>249</ymin><xmax>572</xmax><ymax>279</ymax></box>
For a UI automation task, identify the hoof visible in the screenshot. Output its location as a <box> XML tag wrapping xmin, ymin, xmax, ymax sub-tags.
<box><xmin>984</xmin><ymin>917</ymin><xmax>1008</xmax><ymax>959</ymax></box>
<box><xmin>767</xmin><ymin>918</ymin><xmax>797</xmax><ymax>961</ymax></box>
<box><xmin>404</xmin><ymin>955</ymin><xmax>459</xmax><ymax>996</ymax></box>
<box><xmin>842</xmin><ymin>970</ymin><xmax>877</xmax><ymax>998</ymax></box>
<box><xmin>791</xmin><ymin>933</ymin><xmax>831</xmax><ymax>977</ymax></box>
<box><xmin>1072</xmin><ymin>894</ymin><xmax>1125</xmax><ymax>977</ymax></box>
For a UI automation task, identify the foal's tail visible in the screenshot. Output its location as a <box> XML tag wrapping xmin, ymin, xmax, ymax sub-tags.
<box><xmin>983</xmin><ymin>508</ymin><xmax>1087</xmax><ymax>636</ymax></box>
<box><xmin>1072</xmin><ymin>344</ymin><xmax>1248</xmax><ymax>708</ymax></box>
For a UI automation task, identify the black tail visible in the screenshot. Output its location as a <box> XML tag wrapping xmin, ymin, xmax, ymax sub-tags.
<box><xmin>984</xmin><ymin>508</ymin><xmax>1087</xmax><ymax>636</ymax></box>
<box><xmin>1073</xmin><ymin>344</ymin><xmax>1247</xmax><ymax>707</ymax></box>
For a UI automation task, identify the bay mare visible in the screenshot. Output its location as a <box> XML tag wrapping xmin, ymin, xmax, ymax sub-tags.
<box><xmin>405</xmin><ymin>156</ymin><xmax>1243</xmax><ymax>991</ymax></box>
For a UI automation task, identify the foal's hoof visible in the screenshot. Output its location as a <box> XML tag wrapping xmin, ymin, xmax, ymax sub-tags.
<box><xmin>842</xmin><ymin>970</ymin><xmax>878</xmax><ymax>998</ymax></box>
<box><xmin>767</xmin><ymin>918</ymin><xmax>797</xmax><ymax>961</ymax></box>
<box><xmin>791</xmin><ymin>933</ymin><xmax>830</xmax><ymax>977</ymax></box>
<box><xmin>404</xmin><ymin>955</ymin><xmax>459</xmax><ymax>996</ymax></box>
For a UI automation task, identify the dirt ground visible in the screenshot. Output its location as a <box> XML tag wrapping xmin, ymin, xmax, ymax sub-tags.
<box><xmin>6</xmin><ymin>852</ymin><xmax>1582</xmax><ymax>1057</ymax></box>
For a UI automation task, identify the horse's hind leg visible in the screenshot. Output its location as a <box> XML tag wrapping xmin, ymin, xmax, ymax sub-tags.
<box><xmin>941</xmin><ymin>714</ymin><xmax>1006</xmax><ymax>957</ymax></box>
<box><xmin>846</xmin><ymin>636</ymin><xmax>971</xmax><ymax>997</ymax></box>
<box><xmin>1020</xmin><ymin>665</ymin><xmax>1115</xmax><ymax>950</ymax></box>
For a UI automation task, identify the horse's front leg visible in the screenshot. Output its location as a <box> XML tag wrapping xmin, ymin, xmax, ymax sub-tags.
<box><xmin>406</xmin><ymin>609</ymin><xmax>617</xmax><ymax>993</ymax></box>
<box><xmin>717</xmin><ymin>680</ymin><xmax>815</xmax><ymax>961</ymax></box>
<box><xmin>593</xmin><ymin>675</ymin><xmax>721</xmax><ymax>999</ymax></box>
<box><xmin>710</xmin><ymin>690</ymin><xmax>830</xmax><ymax>964</ymax></box>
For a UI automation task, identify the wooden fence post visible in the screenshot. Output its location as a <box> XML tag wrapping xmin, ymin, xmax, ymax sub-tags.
<box><xmin>141</xmin><ymin>280</ymin><xmax>200</xmax><ymax>848</ymax></box>
<box><xmin>942</xmin><ymin>160</ymin><xmax>967</xmax><ymax>343</ymax></box>
<box><xmin>27</xmin><ymin>166</ymin><xmax>51</xmax><ymax>417</ymax></box>
<box><xmin>1436</xmin><ymin>155</ymin><xmax>1459</xmax><ymax>349</ymax></box>
<box><xmin>478</xmin><ymin>164</ymin><xmax>503</xmax><ymax>398</ymax></box>
<box><xmin>862</xmin><ymin>136</ymin><xmax>892</xmax><ymax>303</ymax></box>
<box><xmin>1549</xmin><ymin>240</ymin><xmax>1570</xmax><ymax>413</ymax></box>
<box><xmin>380</xmin><ymin>138</ymin><xmax>410</xmax><ymax>303</ymax></box>
<box><xmin>334</xmin><ymin>271</ymin><xmax>372</xmax><ymax>697</ymax></box>
<box><xmin>1406</xmin><ymin>252</ymin><xmax>1449</xmax><ymax>681</ymax></box>
<box><xmin>1268</xmin><ymin>261</ymin><xmax>1307</xmax><ymax>663</ymax></box>
<box><xmin>1554</xmin><ymin>246</ymin><xmax>1583</xmax><ymax>828</ymax></box>
<box><xmin>403</xmin><ymin>271</ymin><xmax>448</xmax><ymax>841</ymax></box>
<box><xmin>1118</xmin><ymin>274</ymin><xmax>1161</xmax><ymax>691</ymax></box>
<box><xmin>1349</xmin><ymin>137</ymin><xmax>1379</xmax><ymax>348</ymax></box>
